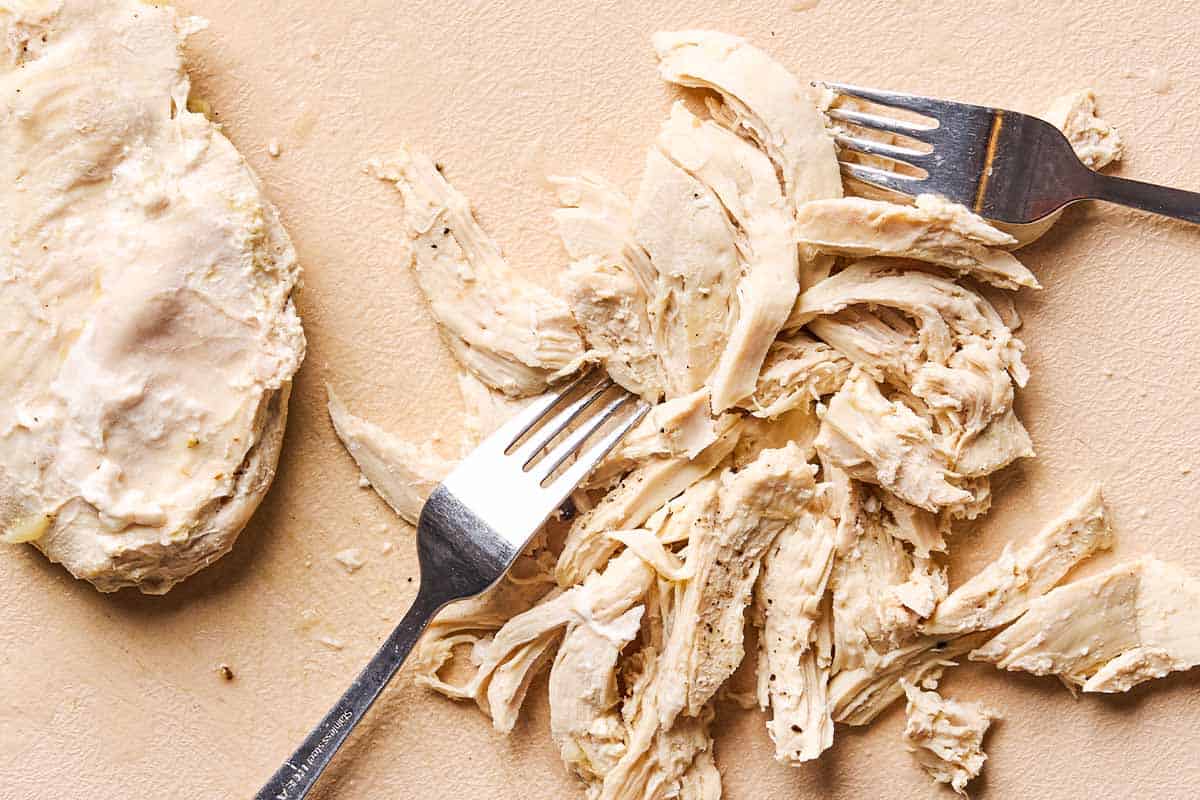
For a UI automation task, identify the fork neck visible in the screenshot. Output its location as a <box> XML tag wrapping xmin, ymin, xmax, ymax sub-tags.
<box><xmin>1081</xmin><ymin>171</ymin><xmax>1200</xmax><ymax>225</ymax></box>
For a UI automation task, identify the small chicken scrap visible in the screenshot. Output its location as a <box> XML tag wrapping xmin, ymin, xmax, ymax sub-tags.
<box><xmin>326</xmin><ymin>28</ymin><xmax>1191</xmax><ymax>800</ymax></box>
<box><xmin>901</xmin><ymin>681</ymin><xmax>998</xmax><ymax>795</ymax></box>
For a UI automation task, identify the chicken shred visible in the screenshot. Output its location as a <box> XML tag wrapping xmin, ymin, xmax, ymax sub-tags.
<box><xmin>369</xmin><ymin>149</ymin><xmax>585</xmax><ymax>396</ymax></box>
<box><xmin>923</xmin><ymin>485</ymin><xmax>1111</xmax><ymax>636</ymax></box>
<box><xmin>752</xmin><ymin>496</ymin><xmax>837</xmax><ymax>763</ymax></box>
<box><xmin>656</xmin><ymin>102</ymin><xmax>799</xmax><ymax>412</ymax></box>
<box><xmin>793</xmin><ymin>194</ymin><xmax>1040</xmax><ymax>290</ymax></box>
<box><xmin>902</xmin><ymin>681</ymin><xmax>998</xmax><ymax>796</ymax></box>
<box><xmin>327</xmin><ymin>387</ymin><xmax>452</xmax><ymax>525</ymax></box>
<box><xmin>1044</xmin><ymin>89</ymin><xmax>1124</xmax><ymax>171</ymax></box>
<box><xmin>657</xmin><ymin>443</ymin><xmax>817</xmax><ymax>726</ymax></box>
<box><xmin>971</xmin><ymin>557</ymin><xmax>1200</xmax><ymax>692</ymax></box>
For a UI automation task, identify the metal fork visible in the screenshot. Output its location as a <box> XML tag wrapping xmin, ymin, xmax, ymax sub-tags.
<box><xmin>255</xmin><ymin>373</ymin><xmax>648</xmax><ymax>800</ymax></box>
<box><xmin>825</xmin><ymin>82</ymin><xmax>1200</xmax><ymax>225</ymax></box>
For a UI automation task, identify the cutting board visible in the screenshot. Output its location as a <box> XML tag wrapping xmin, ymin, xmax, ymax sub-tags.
<box><xmin>3</xmin><ymin>1</ymin><xmax>1200</xmax><ymax>797</ymax></box>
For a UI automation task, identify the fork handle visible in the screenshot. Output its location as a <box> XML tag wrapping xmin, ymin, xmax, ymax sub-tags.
<box><xmin>1087</xmin><ymin>172</ymin><xmax>1200</xmax><ymax>225</ymax></box>
<box><xmin>253</xmin><ymin>586</ymin><xmax>448</xmax><ymax>800</ymax></box>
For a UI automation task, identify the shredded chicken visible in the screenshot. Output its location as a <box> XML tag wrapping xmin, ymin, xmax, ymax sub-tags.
<box><xmin>327</xmin><ymin>30</ymin><xmax>1173</xmax><ymax>800</ymax></box>
<box><xmin>327</xmin><ymin>387</ymin><xmax>453</xmax><ymax>525</ymax></box>
<box><xmin>971</xmin><ymin>558</ymin><xmax>1200</xmax><ymax>692</ymax></box>
<box><xmin>817</xmin><ymin>370</ymin><xmax>970</xmax><ymax>513</ymax></box>
<box><xmin>794</xmin><ymin>195</ymin><xmax>1039</xmax><ymax>290</ymax></box>
<box><xmin>369</xmin><ymin>149</ymin><xmax>585</xmax><ymax>396</ymax></box>
<box><xmin>651</xmin><ymin>30</ymin><xmax>841</xmax><ymax>214</ymax></box>
<box><xmin>652</xmin><ymin>29</ymin><xmax>840</xmax><ymax>291</ymax></box>
<box><xmin>557</xmin><ymin>417</ymin><xmax>741</xmax><ymax>586</ymax></box>
<box><xmin>752</xmin><ymin>495</ymin><xmax>837</xmax><ymax>763</ymax></box>
<box><xmin>828</xmin><ymin>477</ymin><xmax>948</xmax><ymax>673</ymax></box>
<box><xmin>657</xmin><ymin>443</ymin><xmax>817</xmax><ymax>726</ymax></box>
<box><xmin>563</xmin><ymin>255</ymin><xmax>665</xmax><ymax>401</ymax></box>
<box><xmin>831</xmin><ymin>489</ymin><xmax>1113</xmax><ymax>723</ymax></box>
<box><xmin>657</xmin><ymin>102</ymin><xmax>799</xmax><ymax>412</ymax></box>
<box><xmin>1045</xmin><ymin>89</ymin><xmax>1125</xmax><ymax>171</ymax></box>
<box><xmin>923</xmin><ymin>486</ymin><xmax>1111</xmax><ymax>636</ymax></box>
<box><xmin>740</xmin><ymin>332</ymin><xmax>851</xmax><ymax>418</ymax></box>
<box><xmin>902</xmin><ymin>681</ymin><xmax>998</xmax><ymax>796</ymax></box>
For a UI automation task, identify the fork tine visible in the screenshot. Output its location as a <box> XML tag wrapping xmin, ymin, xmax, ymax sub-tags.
<box><xmin>821</xmin><ymin>82</ymin><xmax>951</xmax><ymax>119</ymax></box>
<box><xmin>834</xmin><ymin>133</ymin><xmax>931</xmax><ymax>167</ymax></box>
<box><xmin>529</xmin><ymin>391</ymin><xmax>638</xmax><ymax>484</ymax></box>
<box><xmin>827</xmin><ymin>107</ymin><xmax>936</xmax><ymax>137</ymax></box>
<box><xmin>479</xmin><ymin>371</ymin><xmax>598</xmax><ymax>457</ymax></box>
<box><xmin>510</xmin><ymin>375</ymin><xmax>614</xmax><ymax>466</ymax></box>
<box><xmin>544</xmin><ymin>398</ymin><xmax>650</xmax><ymax>491</ymax></box>
<box><xmin>839</xmin><ymin>161</ymin><xmax>927</xmax><ymax>196</ymax></box>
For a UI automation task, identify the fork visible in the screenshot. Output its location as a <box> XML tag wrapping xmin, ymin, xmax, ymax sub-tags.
<box><xmin>254</xmin><ymin>373</ymin><xmax>648</xmax><ymax>800</ymax></box>
<box><xmin>824</xmin><ymin>82</ymin><xmax>1200</xmax><ymax>225</ymax></box>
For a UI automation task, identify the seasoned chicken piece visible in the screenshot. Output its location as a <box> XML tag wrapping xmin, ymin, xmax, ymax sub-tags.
<box><xmin>901</xmin><ymin>682</ymin><xmax>998</xmax><ymax>796</ymax></box>
<box><xmin>791</xmin><ymin>260</ymin><xmax>1026</xmax><ymax>381</ymax></box>
<box><xmin>369</xmin><ymin>150</ymin><xmax>585</xmax><ymax>396</ymax></box>
<box><xmin>563</xmin><ymin>256</ymin><xmax>665</xmax><ymax>401</ymax></box>
<box><xmin>653</xmin><ymin>30</ymin><xmax>839</xmax><ymax>291</ymax></box>
<box><xmin>924</xmin><ymin>486</ymin><xmax>1111</xmax><ymax>636</ymax></box>
<box><xmin>549</xmin><ymin>550</ymin><xmax>652</xmax><ymax>791</ymax></box>
<box><xmin>752</xmin><ymin>496</ymin><xmax>837</xmax><ymax>763</ymax></box>
<box><xmin>611</xmin><ymin>388</ymin><xmax>719</xmax><ymax>464</ymax></box>
<box><xmin>657</xmin><ymin>102</ymin><xmax>799</xmax><ymax>412</ymax></box>
<box><xmin>551</xmin><ymin>173</ymin><xmax>658</xmax><ymax>295</ymax></box>
<box><xmin>657</xmin><ymin>443</ymin><xmax>817</xmax><ymax>726</ymax></box>
<box><xmin>411</xmin><ymin>573</ymin><xmax>560</xmax><ymax>732</ymax></box>
<box><xmin>971</xmin><ymin>558</ymin><xmax>1200</xmax><ymax>692</ymax></box>
<box><xmin>817</xmin><ymin>370</ymin><xmax>970</xmax><ymax>513</ymax></box>
<box><xmin>734</xmin><ymin>404</ymin><xmax>820</xmax><ymax>469</ymax></box>
<box><xmin>634</xmin><ymin>148</ymin><xmax>740</xmax><ymax>397</ymax></box>
<box><xmin>831</xmin><ymin>488</ymin><xmax>1113</xmax><ymax>722</ymax></box>
<box><xmin>808</xmin><ymin>307</ymin><xmax>919</xmax><ymax>385</ymax></box>
<box><xmin>422</xmin><ymin>549</ymin><xmax>654</xmax><ymax>733</ymax></box>
<box><xmin>739</xmin><ymin>332</ymin><xmax>852</xmax><ymax>418</ymax></box>
<box><xmin>954</xmin><ymin>408</ymin><xmax>1035</xmax><ymax>478</ymax></box>
<box><xmin>829</xmin><ymin>479</ymin><xmax>947</xmax><ymax>674</ymax></box>
<box><xmin>600</xmin><ymin>646</ymin><xmax>722</xmax><ymax>800</ymax></box>
<box><xmin>550</xmin><ymin>610</ymin><xmax>643</xmax><ymax>790</ymax></box>
<box><xmin>558</xmin><ymin>417</ymin><xmax>741</xmax><ymax>586</ymax></box>
<box><xmin>651</xmin><ymin>30</ymin><xmax>841</xmax><ymax>215</ymax></box>
<box><xmin>1045</xmin><ymin>89</ymin><xmax>1124</xmax><ymax>171</ymax></box>
<box><xmin>829</xmin><ymin>633</ymin><xmax>990</xmax><ymax>726</ymax></box>
<box><xmin>327</xmin><ymin>388</ymin><xmax>453</xmax><ymax>525</ymax></box>
<box><xmin>797</xmin><ymin>260</ymin><xmax>1028</xmax><ymax>456</ymax></box>
<box><xmin>793</xmin><ymin>195</ymin><xmax>1039</xmax><ymax>290</ymax></box>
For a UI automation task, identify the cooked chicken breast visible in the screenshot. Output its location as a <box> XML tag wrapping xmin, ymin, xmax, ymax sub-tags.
<box><xmin>753</xmin><ymin>497</ymin><xmax>837</xmax><ymax>763</ymax></box>
<box><xmin>657</xmin><ymin>102</ymin><xmax>799</xmax><ymax>412</ymax></box>
<box><xmin>369</xmin><ymin>149</ymin><xmax>585</xmax><ymax>396</ymax></box>
<box><xmin>901</xmin><ymin>682</ymin><xmax>997</xmax><ymax>796</ymax></box>
<box><xmin>657</xmin><ymin>443</ymin><xmax>817</xmax><ymax>725</ymax></box>
<box><xmin>0</xmin><ymin>0</ymin><xmax>304</xmax><ymax>592</ymax></box>
<box><xmin>1045</xmin><ymin>89</ymin><xmax>1125</xmax><ymax>171</ymax></box>
<box><xmin>923</xmin><ymin>486</ymin><xmax>1111</xmax><ymax>636</ymax></box>
<box><xmin>971</xmin><ymin>558</ymin><xmax>1200</xmax><ymax>692</ymax></box>
<box><xmin>794</xmin><ymin>195</ymin><xmax>1039</xmax><ymax>290</ymax></box>
<box><xmin>634</xmin><ymin>148</ymin><xmax>740</xmax><ymax>397</ymax></box>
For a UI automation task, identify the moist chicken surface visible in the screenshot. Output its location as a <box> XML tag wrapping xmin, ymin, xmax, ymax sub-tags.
<box><xmin>324</xmin><ymin>28</ymin><xmax>1184</xmax><ymax>800</ymax></box>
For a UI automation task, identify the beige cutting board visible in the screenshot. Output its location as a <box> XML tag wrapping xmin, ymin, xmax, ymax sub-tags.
<box><xmin>3</xmin><ymin>1</ymin><xmax>1200</xmax><ymax>797</ymax></box>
